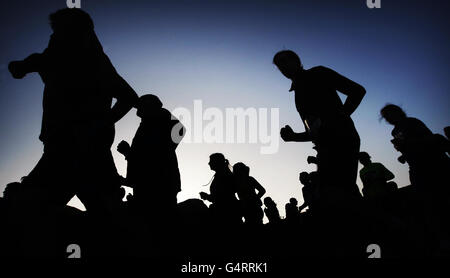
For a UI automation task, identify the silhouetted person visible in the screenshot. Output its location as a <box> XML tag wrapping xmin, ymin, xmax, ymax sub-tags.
<box><xmin>8</xmin><ymin>8</ymin><xmax>138</xmax><ymax>213</ymax></box>
<box><xmin>1</xmin><ymin>182</ymin><xmax>23</xmax><ymax>257</ymax></box>
<box><xmin>200</xmin><ymin>153</ymin><xmax>242</xmax><ymax>226</ymax></box>
<box><xmin>380</xmin><ymin>104</ymin><xmax>449</xmax><ymax>189</ymax></box>
<box><xmin>233</xmin><ymin>162</ymin><xmax>266</xmax><ymax>225</ymax></box>
<box><xmin>285</xmin><ymin>198</ymin><xmax>300</xmax><ymax>224</ymax></box>
<box><xmin>117</xmin><ymin>94</ymin><xmax>184</xmax><ymax>219</ymax></box>
<box><xmin>298</xmin><ymin>171</ymin><xmax>319</xmax><ymax>213</ymax></box>
<box><xmin>263</xmin><ymin>197</ymin><xmax>281</xmax><ymax>225</ymax></box>
<box><xmin>381</xmin><ymin>104</ymin><xmax>450</xmax><ymax>255</ymax></box>
<box><xmin>358</xmin><ymin>152</ymin><xmax>396</xmax><ymax>199</ymax></box>
<box><xmin>273</xmin><ymin>50</ymin><xmax>365</xmax><ymax>210</ymax></box>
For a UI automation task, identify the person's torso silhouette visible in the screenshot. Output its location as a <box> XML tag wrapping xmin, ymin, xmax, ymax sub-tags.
<box><xmin>274</xmin><ymin>50</ymin><xmax>365</xmax><ymax>210</ymax></box>
<box><xmin>125</xmin><ymin>95</ymin><xmax>184</xmax><ymax>214</ymax></box>
<box><xmin>9</xmin><ymin>9</ymin><xmax>138</xmax><ymax>213</ymax></box>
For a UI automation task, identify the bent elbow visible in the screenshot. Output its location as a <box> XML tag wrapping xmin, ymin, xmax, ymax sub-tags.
<box><xmin>359</xmin><ymin>86</ymin><xmax>366</xmax><ymax>99</ymax></box>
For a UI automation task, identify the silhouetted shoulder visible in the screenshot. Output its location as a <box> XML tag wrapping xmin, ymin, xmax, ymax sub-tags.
<box><xmin>305</xmin><ymin>66</ymin><xmax>344</xmax><ymax>85</ymax></box>
<box><xmin>306</xmin><ymin>65</ymin><xmax>330</xmax><ymax>76</ymax></box>
<box><xmin>161</xmin><ymin>108</ymin><xmax>175</xmax><ymax>120</ymax></box>
<box><xmin>307</xmin><ymin>65</ymin><xmax>335</xmax><ymax>75</ymax></box>
<box><xmin>161</xmin><ymin>108</ymin><xmax>181</xmax><ymax>128</ymax></box>
<box><xmin>248</xmin><ymin>176</ymin><xmax>258</xmax><ymax>183</ymax></box>
<box><xmin>405</xmin><ymin>117</ymin><xmax>429</xmax><ymax>129</ymax></box>
<box><xmin>396</xmin><ymin>117</ymin><xmax>433</xmax><ymax>136</ymax></box>
<box><xmin>310</xmin><ymin>65</ymin><xmax>331</xmax><ymax>72</ymax></box>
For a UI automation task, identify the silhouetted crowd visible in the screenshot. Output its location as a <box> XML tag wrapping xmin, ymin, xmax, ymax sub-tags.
<box><xmin>1</xmin><ymin>8</ymin><xmax>449</xmax><ymax>259</ymax></box>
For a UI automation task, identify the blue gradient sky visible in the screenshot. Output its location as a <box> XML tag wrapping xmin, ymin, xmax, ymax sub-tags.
<box><xmin>0</xmin><ymin>0</ymin><xmax>449</xmax><ymax>215</ymax></box>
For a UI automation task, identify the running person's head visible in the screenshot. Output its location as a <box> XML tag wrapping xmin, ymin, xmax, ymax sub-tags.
<box><xmin>48</xmin><ymin>9</ymin><xmax>101</xmax><ymax>53</ymax></box>
<box><xmin>208</xmin><ymin>153</ymin><xmax>230</xmax><ymax>173</ymax></box>
<box><xmin>263</xmin><ymin>197</ymin><xmax>276</xmax><ymax>208</ymax></box>
<box><xmin>273</xmin><ymin>50</ymin><xmax>303</xmax><ymax>79</ymax></box>
<box><xmin>136</xmin><ymin>94</ymin><xmax>163</xmax><ymax>119</ymax></box>
<box><xmin>299</xmin><ymin>171</ymin><xmax>310</xmax><ymax>186</ymax></box>
<box><xmin>49</xmin><ymin>8</ymin><xmax>94</xmax><ymax>34</ymax></box>
<box><xmin>289</xmin><ymin>197</ymin><xmax>298</xmax><ymax>206</ymax></box>
<box><xmin>233</xmin><ymin>162</ymin><xmax>250</xmax><ymax>178</ymax></box>
<box><xmin>358</xmin><ymin>152</ymin><xmax>372</xmax><ymax>166</ymax></box>
<box><xmin>380</xmin><ymin>104</ymin><xmax>407</xmax><ymax>125</ymax></box>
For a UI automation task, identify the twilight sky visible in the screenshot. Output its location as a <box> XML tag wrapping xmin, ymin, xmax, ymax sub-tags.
<box><xmin>0</xmin><ymin>0</ymin><xmax>449</xmax><ymax>216</ymax></box>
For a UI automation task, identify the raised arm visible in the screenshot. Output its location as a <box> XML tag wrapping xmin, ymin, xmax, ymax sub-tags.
<box><xmin>325</xmin><ymin>67</ymin><xmax>366</xmax><ymax>116</ymax></box>
<box><xmin>280</xmin><ymin>125</ymin><xmax>312</xmax><ymax>142</ymax></box>
<box><xmin>101</xmin><ymin>54</ymin><xmax>139</xmax><ymax>124</ymax></box>
<box><xmin>110</xmin><ymin>74</ymin><xmax>139</xmax><ymax>124</ymax></box>
<box><xmin>382</xmin><ymin>165</ymin><xmax>395</xmax><ymax>181</ymax></box>
<box><xmin>298</xmin><ymin>202</ymin><xmax>308</xmax><ymax>212</ymax></box>
<box><xmin>251</xmin><ymin>177</ymin><xmax>266</xmax><ymax>199</ymax></box>
<box><xmin>9</xmin><ymin>34</ymin><xmax>57</xmax><ymax>79</ymax></box>
<box><xmin>9</xmin><ymin>53</ymin><xmax>45</xmax><ymax>79</ymax></box>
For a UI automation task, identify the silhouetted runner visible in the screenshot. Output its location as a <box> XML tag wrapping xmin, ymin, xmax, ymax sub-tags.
<box><xmin>263</xmin><ymin>197</ymin><xmax>281</xmax><ymax>225</ymax></box>
<box><xmin>200</xmin><ymin>153</ymin><xmax>242</xmax><ymax>226</ymax></box>
<box><xmin>233</xmin><ymin>162</ymin><xmax>266</xmax><ymax>225</ymax></box>
<box><xmin>298</xmin><ymin>171</ymin><xmax>319</xmax><ymax>213</ymax></box>
<box><xmin>118</xmin><ymin>94</ymin><xmax>184</xmax><ymax>219</ymax></box>
<box><xmin>285</xmin><ymin>198</ymin><xmax>300</xmax><ymax>224</ymax></box>
<box><xmin>380</xmin><ymin>104</ymin><xmax>449</xmax><ymax>189</ymax></box>
<box><xmin>8</xmin><ymin>9</ymin><xmax>138</xmax><ymax>213</ymax></box>
<box><xmin>273</xmin><ymin>50</ymin><xmax>365</xmax><ymax>210</ymax></box>
<box><xmin>358</xmin><ymin>151</ymin><xmax>396</xmax><ymax>199</ymax></box>
<box><xmin>381</xmin><ymin>104</ymin><xmax>450</xmax><ymax>256</ymax></box>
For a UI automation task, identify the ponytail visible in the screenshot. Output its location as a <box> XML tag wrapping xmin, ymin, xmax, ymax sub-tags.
<box><xmin>225</xmin><ymin>159</ymin><xmax>233</xmax><ymax>172</ymax></box>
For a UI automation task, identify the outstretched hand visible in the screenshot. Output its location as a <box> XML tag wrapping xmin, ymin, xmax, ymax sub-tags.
<box><xmin>8</xmin><ymin>61</ymin><xmax>26</xmax><ymax>79</ymax></box>
<box><xmin>280</xmin><ymin>125</ymin><xmax>295</xmax><ymax>142</ymax></box>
